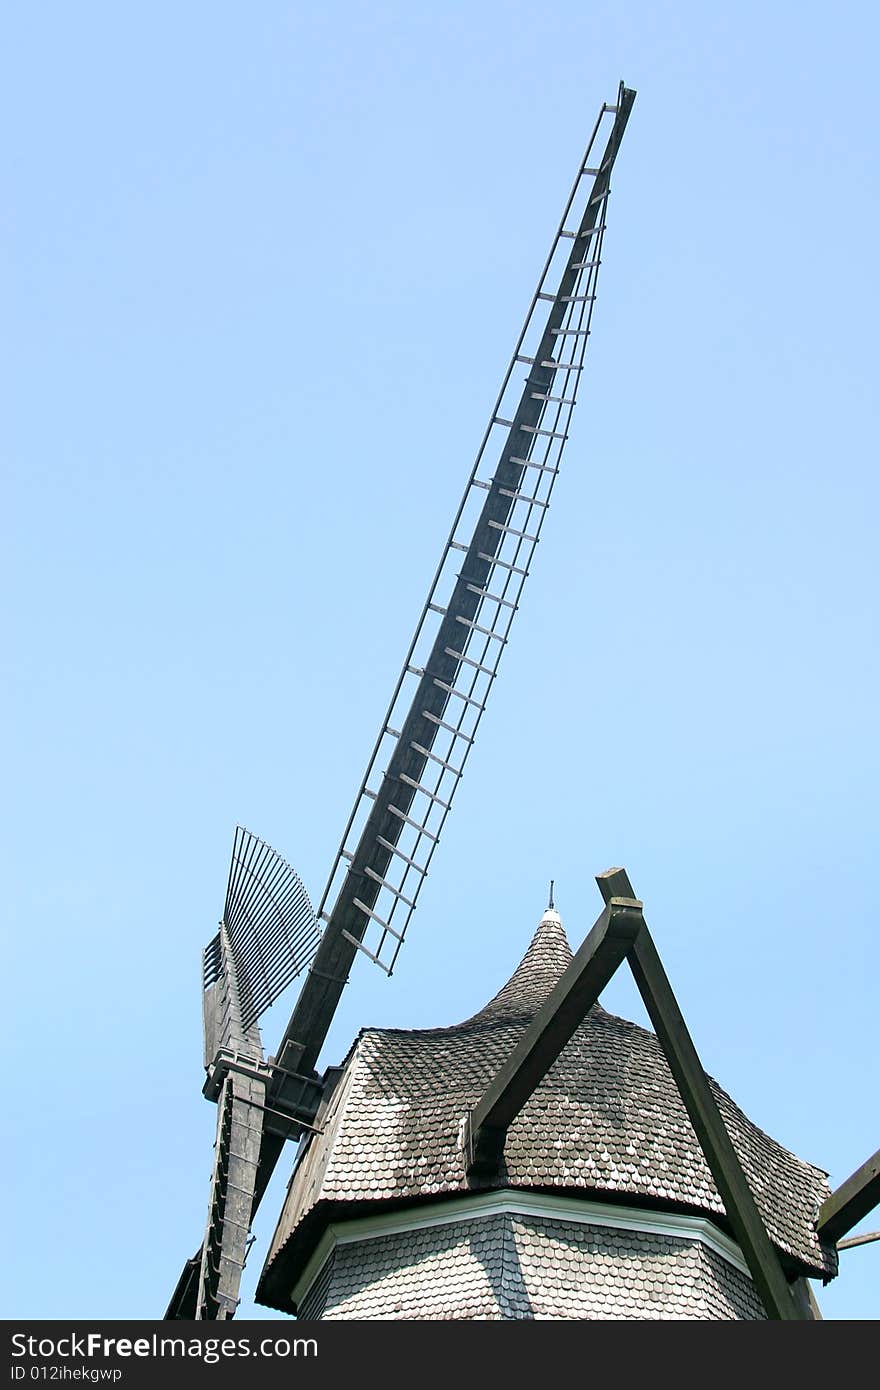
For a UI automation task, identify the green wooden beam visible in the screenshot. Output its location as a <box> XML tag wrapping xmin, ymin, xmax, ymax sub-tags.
<box><xmin>789</xmin><ymin>1277</ymin><xmax>823</xmax><ymax>1319</ymax></box>
<box><xmin>462</xmin><ymin>865</ymin><xmax>811</xmax><ymax>1318</ymax></box>
<box><xmin>613</xmin><ymin>886</ymin><xmax>804</xmax><ymax>1319</ymax></box>
<box><xmin>818</xmin><ymin>1146</ymin><xmax>880</xmax><ymax>1245</ymax></box>
<box><xmin>595</xmin><ymin>865</ymin><xmax>638</xmax><ymax>903</ymax></box>
<box><xmin>464</xmin><ymin>897</ymin><xmax>643</xmax><ymax>1174</ymax></box>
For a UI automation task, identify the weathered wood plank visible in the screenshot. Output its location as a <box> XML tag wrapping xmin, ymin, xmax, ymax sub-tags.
<box><xmin>598</xmin><ymin>867</ymin><xmax>807</xmax><ymax>1319</ymax></box>
<box><xmin>627</xmin><ymin>925</ymin><xmax>803</xmax><ymax>1319</ymax></box>
<box><xmin>196</xmin><ymin>1070</ymin><xmax>267</xmax><ymax>1319</ymax></box>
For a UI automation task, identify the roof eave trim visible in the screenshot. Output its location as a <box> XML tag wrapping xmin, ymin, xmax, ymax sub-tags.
<box><xmin>289</xmin><ymin>1189</ymin><xmax>755</xmax><ymax>1311</ymax></box>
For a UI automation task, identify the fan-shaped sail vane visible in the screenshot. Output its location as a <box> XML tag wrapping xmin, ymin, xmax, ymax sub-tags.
<box><xmin>272</xmin><ymin>84</ymin><xmax>636</xmax><ymax>1083</ymax></box>
<box><xmin>203</xmin><ymin>825</ymin><xmax>319</xmax><ymax>1060</ymax></box>
<box><xmin>220</xmin><ymin>825</ymin><xmax>319</xmax><ymax>1029</ymax></box>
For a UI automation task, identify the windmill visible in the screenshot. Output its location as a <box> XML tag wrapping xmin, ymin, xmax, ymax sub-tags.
<box><xmin>165</xmin><ymin>82</ymin><xmax>878</xmax><ymax>1322</ymax></box>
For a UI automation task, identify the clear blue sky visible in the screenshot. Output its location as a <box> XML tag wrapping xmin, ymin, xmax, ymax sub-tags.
<box><xmin>4</xmin><ymin>2</ymin><xmax>878</xmax><ymax>1322</ymax></box>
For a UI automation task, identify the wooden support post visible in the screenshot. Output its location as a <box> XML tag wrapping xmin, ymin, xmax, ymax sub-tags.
<box><xmin>599</xmin><ymin>868</ymin><xmax>809</xmax><ymax>1320</ymax></box>
<box><xmin>462</xmin><ymin>865</ymin><xmax>812</xmax><ymax>1318</ymax></box>
<box><xmin>789</xmin><ymin>1277</ymin><xmax>823</xmax><ymax>1319</ymax></box>
<box><xmin>818</xmin><ymin>1146</ymin><xmax>880</xmax><ymax>1245</ymax></box>
<box><xmin>620</xmin><ymin>910</ymin><xmax>804</xmax><ymax>1319</ymax></box>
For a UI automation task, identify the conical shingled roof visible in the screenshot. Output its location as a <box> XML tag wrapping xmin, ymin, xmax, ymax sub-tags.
<box><xmin>458</xmin><ymin>906</ymin><xmax>573</xmax><ymax>1024</ymax></box>
<box><xmin>258</xmin><ymin>905</ymin><xmax>836</xmax><ymax>1310</ymax></box>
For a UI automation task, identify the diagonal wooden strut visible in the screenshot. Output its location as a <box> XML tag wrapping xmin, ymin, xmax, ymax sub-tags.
<box><xmin>817</xmin><ymin>1146</ymin><xmax>880</xmax><ymax>1245</ymax></box>
<box><xmin>462</xmin><ymin>867</ymin><xmax>809</xmax><ymax>1320</ymax></box>
<box><xmin>463</xmin><ymin>897</ymin><xmax>641</xmax><ymax>1173</ymax></box>
<box><xmin>604</xmin><ymin>873</ymin><xmax>805</xmax><ymax>1322</ymax></box>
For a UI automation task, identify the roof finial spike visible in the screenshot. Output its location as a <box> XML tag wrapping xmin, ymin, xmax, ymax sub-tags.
<box><xmin>548</xmin><ymin>879</ymin><xmax>555</xmax><ymax>911</ymax></box>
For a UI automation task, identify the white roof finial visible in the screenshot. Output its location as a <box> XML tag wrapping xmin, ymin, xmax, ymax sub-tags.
<box><xmin>540</xmin><ymin>881</ymin><xmax>562</xmax><ymax>929</ymax></box>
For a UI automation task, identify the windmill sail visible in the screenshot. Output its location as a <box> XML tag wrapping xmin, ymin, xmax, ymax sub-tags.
<box><xmin>167</xmin><ymin>82</ymin><xmax>635</xmax><ymax>1319</ymax></box>
<box><xmin>273</xmin><ymin>84</ymin><xmax>635</xmax><ymax>1082</ymax></box>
